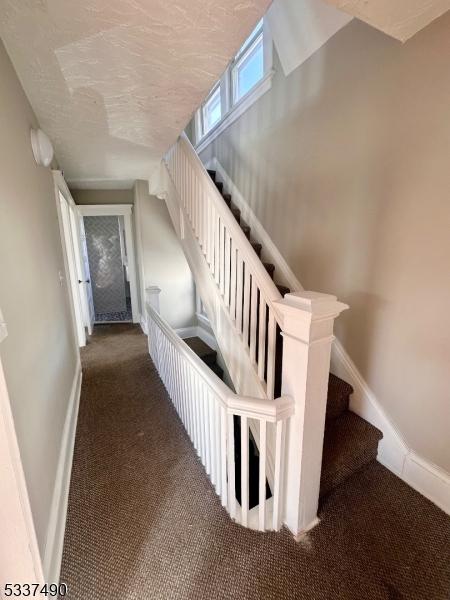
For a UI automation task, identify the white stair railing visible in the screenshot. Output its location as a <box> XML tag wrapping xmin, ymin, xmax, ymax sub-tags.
<box><xmin>166</xmin><ymin>134</ymin><xmax>282</xmax><ymax>400</ymax></box>
<box><xmin>146</xmin><ymin>295</ymin><xmax>294</xmax><ymax>531</ymax></box>
<box><xmin>159</xmin><ymin>135</ymin><xmax>348</xmax><ymax>537</ymax></box>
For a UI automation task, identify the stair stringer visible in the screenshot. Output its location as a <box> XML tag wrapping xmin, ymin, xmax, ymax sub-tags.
<box><xmin>160</xmin><ymin>163</ymin><xmax>278</xmax><ymax>490</ymax></box>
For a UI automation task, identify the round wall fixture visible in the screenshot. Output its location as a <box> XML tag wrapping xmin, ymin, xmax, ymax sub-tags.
<box><xmin>31</xmin><ymin>128</ymin><xmax>54</xmax><ymax>167</ymax></box>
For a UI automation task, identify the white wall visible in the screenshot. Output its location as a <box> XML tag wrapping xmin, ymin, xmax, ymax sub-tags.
<box><xmin>134</xmin><ymin>180</ymin><xmax>196</xmax><ymax>329</ymax></box>
<box><xmin>0</xmin><ymin>39</ymin><xmax>79</xmax><ymax>555</ymax></box>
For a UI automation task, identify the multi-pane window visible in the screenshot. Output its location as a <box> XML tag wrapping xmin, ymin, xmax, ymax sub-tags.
<box><xmin>231</xmin><ymin>20</ymin><xmax>264</xmax><ymax>104</ymax></box>
<box><xmin>196</xmin><ymin>18</ymin><xmax>270</xmax><ymax>143</ymax></box>
<box><xmin>201</xmin><ymin>84</ymin><xmax>221</xmax><ymax>136</ymax></box>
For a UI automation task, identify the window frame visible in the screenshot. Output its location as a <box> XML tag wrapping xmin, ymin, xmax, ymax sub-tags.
<box><xmin>200</xmin><ymin>82</ymin><xmax>222</xmax><ymax>138</ymax></box>
<box><xmin>230</xmin><ymin>20</ymin><xmax>264</xmax><ymax>105</ymax></box>
<box><xmin>194</xmin><ymin>18</ymin><xmax>273</xmax><ymax>152</ymax></box>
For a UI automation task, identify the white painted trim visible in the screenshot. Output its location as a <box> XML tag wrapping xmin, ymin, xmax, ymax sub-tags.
<box><xmin>43</xmin><ymin>362</ymin><xmax>82</xmax><ymax>583</ymax></box>
<box><xmin>175</xmin><ymin>326</ymin><xmax>198</xmax><ymax>340</ymax></box>
<box><xmin>403</xmin><ymin>453</ymin><xmax>450</xmax><ymax>515</ymax></box>
<box><xmin>77</xmin><ymin>204</ymin><xmax>132</xmax><ymax>217</ymax></box>
<box><xmin>76</xmin><ymin>204</ymin><xmax>140</xmax><ymax>324</ymax></box>
<box><xmin>53</xmin><ymin>172</ymin><xmax>87</xmax><ymax>349</ymax></box>
<box><xmin>207</xmin><ymin>158</ymin><xmax>450</xmax><ymax>515</ymax></box>
<box><xmin>195</xmin><ymin>71</ymin><xmax>274</xmax><ymax>154</ymax></box>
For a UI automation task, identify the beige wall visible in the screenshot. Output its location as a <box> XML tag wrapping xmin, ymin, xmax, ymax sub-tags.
<box><xmin>134</xmin><ymin>180</ymin><xmax>196</xmax><ymax>329</ymax></box>
<box><xmin>198</xmin><ymin>15</ymin><xmax>450</xmax><ymax>471</ymax></box>
<box><xmin>71</xmin><ymin>188</ymin><xmax>133</xmax><ymax>205</ymax></box>
<box><xmin>0</xmin><ymin>40</ymin><xmax>79</xmax><ymax>552</ymax></box>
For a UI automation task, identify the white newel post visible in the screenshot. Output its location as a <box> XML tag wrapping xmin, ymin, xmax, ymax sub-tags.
<box><xmin>145</xmin><ymin>286</ymin><xmax>161</xmax><ymax>314</ymax></box>
<box><xmin>145</xmin><ymin>286</ymin><xmax>162</xmax><ymax>367</ymax></box>
<box><xmin>274</xmin><ymin>292</ymin><xmax>348</xmax><ymax>537</ymax></box>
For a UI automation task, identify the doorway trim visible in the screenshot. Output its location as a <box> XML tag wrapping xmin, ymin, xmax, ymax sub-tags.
<box><xmin>78</xmin><ymin>204</ymin><xmax>140</xmax><ymax>324</ymax></box>
<box><xmin>53</xmin><ymin>172</ymin><xmax>87</xmax><ymax>348</ymax></box>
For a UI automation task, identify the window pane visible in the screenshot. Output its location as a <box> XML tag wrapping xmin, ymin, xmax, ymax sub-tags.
<box><xmin>234</xmin><ymin>37</ymin><xmax>263</xmax><ymax>103</ymax></box>
<box><xmin>236</xmin><ymin>19</ymin><xmax>263</xmax><ymax>59</ymax></box>
<box><xmin>202</xmin><ymin>86</ymin><xmax>221</xmax><ymax>134</ymax></box>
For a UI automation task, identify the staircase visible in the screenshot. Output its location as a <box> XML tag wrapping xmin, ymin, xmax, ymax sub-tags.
<box><xmin>205</xmin><ymin>167</ymin><xmax>383</xmax><ymax>500</ymax></box>
<box><xmin>147</xmin><ymin>132</ymin><xmax>383</xmax><ymax>536</ymax></box>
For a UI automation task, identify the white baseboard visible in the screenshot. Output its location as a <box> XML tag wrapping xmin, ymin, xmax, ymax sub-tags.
<box><xmin>43</xmin><ymin>361</ymin><xmax>82</xmax><ymax>583</ymax></box>
<box><xmin>208</xmin><ymin>156</ymin><xmax>450</xmax><ymax>516</ymax></box>
<box><xmin>175</xmin><ymin>326</ymin><xmax>198</xmax><ymax>339</ymax></box>
<box><xmin>331</xmin><ymin>340</ymin><xmax>450</xmax><ymax>515</ymax></box>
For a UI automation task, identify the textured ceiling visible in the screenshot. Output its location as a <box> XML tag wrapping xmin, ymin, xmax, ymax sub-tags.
<box><xmin>0</xmin><ymin>0</ymin><xmax>271</xmax><ymax>187</ymax></box>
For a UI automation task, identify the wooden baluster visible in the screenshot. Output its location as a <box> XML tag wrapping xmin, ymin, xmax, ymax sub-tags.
<box><xmin>241</xmin><ymin>416</ymin><xmax>249</xmax><ymax>527</ymax></box>
<box><xmin>219</xmin><ymin>221</ymin><xmax>225</xmax><ymax>297</ymax></box>
<box><xmin>208</xmin><ymin>391</ymin><xmax>216</xmax><ymax>486</ymax></box>
<box><xmin>220</xmin><ymin>406</ymin><xmax>228</xmax><ymax>507</ymax></box>
<box><xmin>227</xmin><ymin>413</ymin><xmax>236</xmax><ymax>519</ymax></box>
<box><xmin>236</xmin><ymin>252</ymin><xmax>244</xmax><ymax>333</ymax></box>
<box><xmin>214</xmin><ymin>402</ymin><xmax>221</xmax><ymax>496</ymax></box>
<box><xmin>224</xmin><ymin>232</ymin><xmax>231</xmax><ymax>308</ymax></box>
<box><xmin>214</xmin><ymin>214</ymin><xmax>220</xmax><ymax>285</ymax></box>
<box><xmin>230</xmin><ymin>243</ymin><xmax>237</xmax><ymax>322</ymax></box>
<box><xmin>258</xmin><ymin>420</ymin><xmax>267</xmax><ymax>531</ymax></box>
<box><xmin>266</xmin><ymin>311</ymin><xmax>276</xmax><ymax>400</ymax></box>
<box><xmin>258</xmin><ymin>298</ymin><xmax>267</xmax><ymax>383</ymax></box>
<box><xmin>272</xmin><ymin>420</ymin><xmax>286</xmax><ymax>531</ymax></box>
<box><xmin>250</xmin><ymin>279</ymin><xmax>258</xmax><ymax>363</ymax></box>
<box><xmin>242</xmin><ymin>267</ymin><xmax>251</xmax><ymax>349</ymax></box>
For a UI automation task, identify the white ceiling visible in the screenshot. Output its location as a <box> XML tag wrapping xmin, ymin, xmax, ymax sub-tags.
<box><xmin>0</xmin><ymin>0</ymin><xmax>270</xmax><ymax>188</ymax></box>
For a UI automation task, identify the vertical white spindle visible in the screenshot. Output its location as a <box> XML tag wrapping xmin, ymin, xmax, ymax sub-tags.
<box><xmin>214</xmin><ymin>215</ymin><xmax>220</xmax><ymax>284</ymax></box>
<box><xmin>224</xmin><ymin>232</ymin><xmax>231</xmax><ymax>308</ymax></box>
<box><xmin>219</xmin><ymin>221</ymin><xmax>225</xmax><ymax>296</ymax></box>
<box><xmin>272</xmin><ymin>420</ymin><xmax>286</xmax><ymax>531</ymax></box>
<box><xmin>266</xmin><ymin>311</ymin><xmax>276</xmax><ymax>400</ymax></box>
<box><xmin>220</xmin><ymin>406</ymin><xmax>228</xmax><ymax>507</ymax></box>
<box><xmin>229</xmin><ymin>243</ymin><xmax>237</xmax><ymax>321</ymax></box>
<box><xmin>249</xmin><ymin>279</ymin><xmax>258</xmax><ymax>363</ymax></box>
<box><xmin>227</xmin><ymin>413</ymin><xmax>236</xmax><ymax>519</ymax></box>
<box><xmin>241</xmin><ymin>416</ymin><xmax>249</xmax><ymax>527</ymax></box>
<box><xmin>214</xmin><ymin>402</ymin><xmax>221</xmax><ymax>496</ymax></box>
<box><xmin>258</xmin><ymin>420</ymin><xmax>267</xmax><ymax>531</ymax></box>
<box><xmin>242</xmin><ymin>268</ymin><xmax>251</xmax><ymax>348</ymax></box>
<box><xmin>258</xmin><ymin>299</ymin><xmax>267</xmax><ymax>382</ymax></box>
<box><xmin>236</xmin><ymin>253</ymin><xmax>244</xmax><ymax>333</ymax></box>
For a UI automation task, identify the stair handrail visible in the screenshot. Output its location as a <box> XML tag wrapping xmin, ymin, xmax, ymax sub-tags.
<box><xmin>146</xmin><ymin>298</ymin><xmax>293</xmax><ymax>532</ymax></box>
<box><xmin>168</xmin><ymin>133</ymin><xmax>282</xmax><ymax>309</ymax></box>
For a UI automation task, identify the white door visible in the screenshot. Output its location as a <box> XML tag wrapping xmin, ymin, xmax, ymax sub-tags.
<box><xmin>74</xmin><ymin>212</ymin><xmax>95</xmax><ymax>334</ymax></box>
<box><xmin>58</xmin><ymin>192</ymin><xmax>86</xmax><ymax>347</ymax></box>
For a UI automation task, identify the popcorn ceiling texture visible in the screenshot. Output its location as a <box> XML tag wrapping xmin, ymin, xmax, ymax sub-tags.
<box><xmin>0</xmin><ymin>0</ymin><xmax>270</xmax><ymax>185</ymax></box>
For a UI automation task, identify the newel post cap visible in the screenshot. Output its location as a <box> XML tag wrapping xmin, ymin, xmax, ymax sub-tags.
<box><xmin>274</xmin><ymin>291</ymin><xmax>348</xmax><ymax>342</ymax></box>
<box><xmin>145</xmin><ymin>286</ymin><xmax>161</xmax><ymax>297</ymax></box>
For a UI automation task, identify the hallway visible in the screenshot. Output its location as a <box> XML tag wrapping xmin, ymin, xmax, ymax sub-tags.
<box><xmin>60</xmin><ymin>325</ymin><xmax>450</xmax><ymax>600</ymax></box>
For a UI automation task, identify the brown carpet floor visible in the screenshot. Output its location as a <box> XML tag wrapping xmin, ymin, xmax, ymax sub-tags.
<box><xmin>60</xmin><ymin>324</ymin><xmax>450</xmax><ymax>600</ymax></box>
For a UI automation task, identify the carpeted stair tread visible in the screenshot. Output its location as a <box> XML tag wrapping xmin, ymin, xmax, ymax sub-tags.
<box><xmin>263</xmin><ymin>262</ymin><xmax>275</xmax><ymax>279</ymax></box>
<box><xmin>276</xmin><ymin>284</ymin><xmax>290</xmax><ymax>297</ymax></box>
<box><xmin>214</xmin><ymin>181</ymin><xmax>224</xmax><ymax>193</ymax></box>
<box><xmin>207</xmin><ymin>169</ymin><xmax>216</xmax><ymax>181</ymax></box>
<box><xmin>184</xmin><ymin>337</ymin><xmax>217</xmax><ymax>367</ymax></box>
<box><xmin>320</xmin><ymin>411</ymin><xmax>383</xmax><ymax>497</ymax></box>
<box><xmin>251</xmin><ymin>242</ymin><xmax>262</xmax><ymax>257</ymax></box>
<box><xmin>326</xmin><ymin>373</ymin><xmax>353</xmax><ymax>420</ymax></box>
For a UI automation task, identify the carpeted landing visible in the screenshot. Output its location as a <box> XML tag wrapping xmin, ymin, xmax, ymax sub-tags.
<box><xmin>60</xmin><ymin>324</ymin><xmax>450</xmax><ymax>600</ymax></box>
